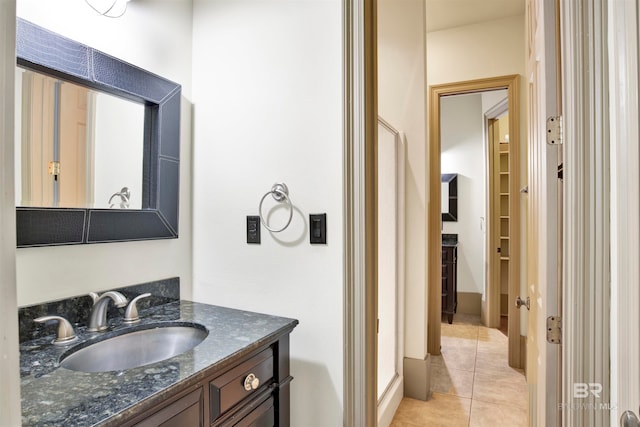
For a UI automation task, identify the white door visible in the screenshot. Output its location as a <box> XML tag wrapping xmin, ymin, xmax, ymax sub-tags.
<box><xmin>609</xmin><ymin>0</ymin><xmax>640</xmax><ymax>424</ymax></box>
<box><xmin>525</xmin><ymin>0</ymin><xmax>561</xmax><ymax>425</ymax></box>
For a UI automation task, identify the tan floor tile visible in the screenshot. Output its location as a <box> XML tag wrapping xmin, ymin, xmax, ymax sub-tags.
<box><xmin>442</xmin><ymin>335</ymin><xmax>477</xmax><ymax>352</ymax></box>
<box><xmin>474</xmin><ymin>350</ymin><xmax>525</xmax><ymax>379</ymax></box>
<box><xmin>431</xmin><ymin>365</ymin><xmax>475</xmax><ymax>398</ymax></box>
<box><xmin>442</xmin><ymin>333</ymin><xmax>477</xmax><ymax>344</ymax></box>
<box><xmin>390</xmin><ymin>422</ymin><xmax>422</xmax><ymax>427</ymax></box>
<box><xmin>477</xmin><ymin>326</ymin><xmax>508</xmax><ymax>341</ymax></box>
<box><xmin>449</xmin><ymin>313</ymin><xmax>482</xmax><ymax>326</ymax></box>
<box><xmin>391</xmin><ymin>323</ymin><xmax>529</xmax><ymax>426</ymax></box>
<box><xmin>469</xmin><ymin>399</ymin><xmax>528</xmax><ymax>427</ymax></box>
<box><xmin>440</xmin><ymin>344</ymin><xmax>477</xmax><ymax>372</ymax></box>
<box><xmin>472</xmin><ymin>371</ymin><xmax>528</xmax><ymax>409</ymax></box>
<box><xmin>442</xmin><ymin>323</ymin><xmax>480</xmax><ymax>339</ymax></box>
<box><xmin>392</xmin><ymin>395</ymin><xmax>471</xmax><ymax>427</ymax></box>
<box><xmin>430</xmin><ymin>354</ymin><xmax>445</xmax><ymax>367</ymax></box>
<box><xmin>476</xmin><ymin>338</ymin><xmax>508</xmax><ymax>355</ymax></box>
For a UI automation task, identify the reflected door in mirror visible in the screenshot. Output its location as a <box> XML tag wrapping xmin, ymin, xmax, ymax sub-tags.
<box><xmin>16</xmin><ymin>68</ymin><xmax>144</xmax><ymax>209</ymax></box>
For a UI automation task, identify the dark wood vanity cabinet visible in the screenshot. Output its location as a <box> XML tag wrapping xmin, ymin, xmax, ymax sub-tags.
<box><xmin>122</xmin><ymin>333</ymin><xmax>292</xmax><ymax>427</ymax></box>
<box><xmin>442</xmin><ymin>244</ymin><xmax>458</xmax><ymax>324</ymax></box>
<box><xmin>132</xmin><ymin>387</ymin><xmax>205</xmax><ymax>427</ymax></box>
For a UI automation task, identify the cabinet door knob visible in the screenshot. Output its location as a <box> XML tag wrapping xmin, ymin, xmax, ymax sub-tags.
<box><xmin>244</xmin><ymin>373</ymin><xmax>260</xmax><ymax>391</ymax></box>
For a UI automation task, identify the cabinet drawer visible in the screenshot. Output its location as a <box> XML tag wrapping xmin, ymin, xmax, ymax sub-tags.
<box><xmin>233</xmin><ymin>396</ymin><xmax>274</xmax><ymax>427</ymax></box>
<box><xmin>210</xmin><ymin>348</ymin><xmax>274</xmax><ymax>423</ymax></box>
<box><xmin>133</xmin><ymin>387</ymin><xmax>203</xmax><ymax>427</ymax></box>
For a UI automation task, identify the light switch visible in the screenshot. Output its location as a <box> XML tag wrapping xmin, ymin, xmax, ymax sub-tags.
<box><xmin>309</xmin><ymin>213</ymin><xmax>327</xmax><ymax>244</ymax></box>
<box><xmin>247</xmin><ymin>216</ymin><xmax>261</xmax><ymax>244</ymax></box>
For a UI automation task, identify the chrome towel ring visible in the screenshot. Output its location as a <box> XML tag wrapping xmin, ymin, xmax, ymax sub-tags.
<box><xmin>259</xmin><ymin>183</ymin><xmax>293</xmax><ymax>232</ymax></box>
<box><xmin>108</xmin><ymin>187</ymin><xmax>130</xmax><ymax>209</ymax></box>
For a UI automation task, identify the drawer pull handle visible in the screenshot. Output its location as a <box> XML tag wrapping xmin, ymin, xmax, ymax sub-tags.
<box><xmin>244</xmin><ymin>373</ymin><xmax>260</xmax><ymax>391</ymax></box>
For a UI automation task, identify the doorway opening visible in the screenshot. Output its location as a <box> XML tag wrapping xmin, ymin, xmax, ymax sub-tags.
<box><xmin>427</xmin><ymin>75</ymin><xmax>524</xmax><ymax>369</ymax></box>
<box><xmin>439</xmin><ymin>90</ymin><xmax>508</xmax><ymax>327</ymax></box>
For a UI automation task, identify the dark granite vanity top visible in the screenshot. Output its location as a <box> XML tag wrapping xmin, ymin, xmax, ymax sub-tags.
<box><xmin>20</xmin><ymin>300</ymin><xmax>298</xmax><ymax>426</ymax></box>
<box><xmin>442</xmin><ymin>233</ymin><xmax>458</xmax><ymax>247</ymax></box>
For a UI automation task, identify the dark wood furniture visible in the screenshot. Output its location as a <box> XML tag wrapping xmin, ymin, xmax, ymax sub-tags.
<box><xmin>442</xmin><ymin>243</ymin><xmax>458</xmax><ymax>324</ymax></box>
<box><xmin>119</xmin><ymin>333</ymin><xmax>292</xmax><ymax>427</ymax></box>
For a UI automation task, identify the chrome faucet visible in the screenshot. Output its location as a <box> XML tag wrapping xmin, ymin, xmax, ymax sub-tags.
<box><xmin>123</xmin><ymin>293</ymin><xmax>151</xmax><ymax>324</ymax></box>
<box><xmin>87</xmin><ymin>291</ymin><xmax>128</xmax><ymax>332</ymax></box>
<box><xmin>34</xmin><ymin>315</ymin><xmax>78</xmax><ymax>345</ymax></box>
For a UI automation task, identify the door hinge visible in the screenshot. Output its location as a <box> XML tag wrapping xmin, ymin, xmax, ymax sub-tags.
<box><xmin>48</xmin><ymin>161</ymin><xmax>60</xmax><ymax>176</ymax></box>
<box><xmin>546</xmin><ymin>116</ymin><xmax>562</xmax><ymax>145</ymax></box>
<box><xmin>546</xmin><ymin>316</ymin><xmax>562</xmax><ymax>344</ymax></box>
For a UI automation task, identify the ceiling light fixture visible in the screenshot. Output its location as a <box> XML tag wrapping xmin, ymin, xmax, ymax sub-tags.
<box><xmin>85</xmin><ymin>0</ymin><xmax>130</xmax><ymax>18</ymax></box>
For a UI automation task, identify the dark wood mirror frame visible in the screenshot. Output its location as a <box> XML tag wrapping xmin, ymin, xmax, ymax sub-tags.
<box><xmin>441</xmin><ymin>173</ymin><xmax>458</xmax><ymax>222</ymax></box>
<box><xmin>16</xmin><ymin>18</ymin><xmax>181</xmax><ymax>247</ymax></box>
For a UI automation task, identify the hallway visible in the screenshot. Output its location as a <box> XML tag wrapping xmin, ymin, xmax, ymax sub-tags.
<box><xmin>391</xmin><ymin>314</ymin><xmax>528</xmax><ymax>426</ymax></box>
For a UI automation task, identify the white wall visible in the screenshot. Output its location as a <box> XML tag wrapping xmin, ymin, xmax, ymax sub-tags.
<box><xmin>93</xmin><ymin>93</ymin><xmax>144</xmax><ymax>209</ymax></box>
<box><xmin>378</xmin><ymin>0</ymin><xmax>428</xmax><ymax>361</ymax></box>
<box><xmin>15</xmin><ymin>0</ymin><xmax>194</xmax><ymax>305</ymax></box>
<box><xmin>191</xmin><ymin>1</ymin><xmax>343</xmax><ymax>425</ymax></box>
<box><xmin>0</xmin><ymin>0</ymin><xmax>21</xmax><ymax>423</ymax></box>
<box><xmin>441</xmin><ymin>94</ymin><xmax>485</xmax><ymax>296</ymax></box>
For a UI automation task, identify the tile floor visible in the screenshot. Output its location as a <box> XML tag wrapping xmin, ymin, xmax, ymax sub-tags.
<box><xmin>390</xmin><ymin>314</ymin><xmax>528</xmax><ymax>427</ymax></box>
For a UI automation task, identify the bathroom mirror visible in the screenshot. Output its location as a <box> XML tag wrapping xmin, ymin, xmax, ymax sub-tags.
<box><xmin>16</xmin><ymin>68</ymin><xmax>145</xmax><ymax>210</ymax></box>
<box><xmin>441</xmin><ymin>173</ymin><xmax>457</xmax><ymax>222</ymax></box>
<box><xmin>16</xmin><ymin>18</ymin><xmax>181</xmax><ymax>247</ymax></box>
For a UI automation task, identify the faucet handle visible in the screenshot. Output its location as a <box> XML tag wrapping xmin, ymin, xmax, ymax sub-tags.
<box><xmin>123</xmin><ymin>293</ymin><xmax>151</xmax><ymax>324</ymax></box>
<box><xmin>34</xmin><ymin>316</ymin><xmax>78</xmax><ymax>345</ymax></box>
<box><xmin>89</xmin><ymin>292</ymin><xmax>100</xmax><ymax>304</ymax></box>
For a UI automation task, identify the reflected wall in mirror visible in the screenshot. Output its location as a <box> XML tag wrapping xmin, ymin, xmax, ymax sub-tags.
<box><xmin>441</xmin><ymin>173</ymin><xmax>457</xmax><ymax>221</ymax></box>
<box><xmin>16</xmin><ymin>18</ymin><xmax>181</xmax><ymax>247</ymax></box>
<box><xmin>16</xmin><ymin>68</ymin><xmax>144</xmax><ymax>209</ymax></box>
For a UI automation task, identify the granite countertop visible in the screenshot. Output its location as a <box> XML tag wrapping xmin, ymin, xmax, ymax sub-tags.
<box><xmin>20</xmin><ymin>300</ymin><xmax>298</xmax><ymax>426</ymax></box>
<box><xmin>442</xmin><ymin>233</ymin><xmax>458</xmax><ymax>247</ymax></box>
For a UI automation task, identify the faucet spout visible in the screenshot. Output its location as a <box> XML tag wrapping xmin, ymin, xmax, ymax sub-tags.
<box><xmin>87</xmin><ymin>291</ymin><xmax>128</xmax><ymax>332</ymax></box>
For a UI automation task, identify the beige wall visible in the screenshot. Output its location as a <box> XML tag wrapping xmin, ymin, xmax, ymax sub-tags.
<box><xmin>15</xmin><ymin>0</ymin><xmax>194</xmax><ymax>306</ymax></box>
<box><xmin>427</xmin><ymin>15</ymin><xmax>526</xmax><ymax>86</ymax></box>
<box><xmin>378</xmin><ymin>0</ymin><xmax>428</xmax><ymax>361</ymax></box>
<box><xmin>427</xmin><ymin>13</ymin><xmax>526</xmax><ymax>224</ymax></box>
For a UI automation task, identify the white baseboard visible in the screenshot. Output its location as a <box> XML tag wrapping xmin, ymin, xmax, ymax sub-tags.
<box><xmin>377</xmin><ymin>376</ymin><xmax>404</xmax><ymax>427</ymax></box>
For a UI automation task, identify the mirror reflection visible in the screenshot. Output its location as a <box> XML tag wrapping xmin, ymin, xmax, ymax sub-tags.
<box><xmin>15</xmin><ymin>67</ymin><xmax>144</xmax><ymax>209</ymax></box>
<box><xmin>441</xmin><ymin>173</ymin><xmax>458</xmax><ymax>221</ymax></box>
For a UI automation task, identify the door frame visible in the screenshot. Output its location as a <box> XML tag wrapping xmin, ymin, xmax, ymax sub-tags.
<box><xmin>0</xmin><ymin>0</ymin><xmax>21</xmax><ymax>424</ymax></box>
<box><xmin>427</xmin><ymin>75</ymin><xmax>522</xmax><ymax>369</ymax></box>
<box><xmin>343</xmin><ymin>0</ymin><xmax>377</xmax><ymax>424</ymax></box>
